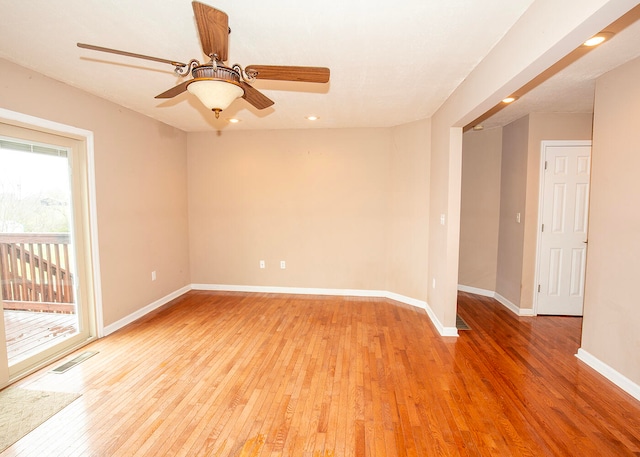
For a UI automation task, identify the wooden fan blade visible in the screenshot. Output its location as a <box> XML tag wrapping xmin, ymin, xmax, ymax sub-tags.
<box><xmin>192</xmin><ymin>1</ymin><xmax>229</xmax><ymax>61</ymax></box>
<box><xmin>245</xmin><ymin>65</ymin><xmax>330</xmax><ymax>83</ymax></box>
<box><xmin>77</xmin><ymin>43</ymin><xmax>187</xmax><ymax>67</ymax></box>
<box><xmin>240</xmin><ymin>82</ymin><xmax>274</xmax><ymax>110</ymax></box>
<box><xmin>155</xmin><ymin>80</ymin><xmax>192</xmax><ymax>99</ymax></box>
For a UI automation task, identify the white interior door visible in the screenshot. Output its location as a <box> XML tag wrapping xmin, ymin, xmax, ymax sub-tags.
<box><xmin>536</xmin><ymin>141</ymin><xmax>591</xmax><ymax>316</ymax></box>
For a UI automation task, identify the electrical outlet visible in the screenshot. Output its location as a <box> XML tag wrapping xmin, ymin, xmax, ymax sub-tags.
<box><xmin>151</xmin><ymin>271</ymin><xmax>156</xmax><ymax>281</ymax></box>
<box><xmin>440</xmin><ymin>214</ymin><xmax>446</xmax><ymax>226</ymax></box>
<box><xmin>259</xmin><ymin>260</ymin><xmax>265</xmax><ymax>269</ymax></box>
<box><xmin>280</xmin><ymin>260</ymin><xmax>286</xmax><ymax>269</ymax></box>
<box><xmin>432</xmin><ymin>278</ymin><xmax>436</xmax><ymax>289</ymax></box>
<box><xmin>516</xmin><ymin>212</ymin><xmax>521</xmax><ymax>223</ymax></box>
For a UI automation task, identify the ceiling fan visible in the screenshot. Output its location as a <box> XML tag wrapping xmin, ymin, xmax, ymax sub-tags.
<box><xmin>77</xmin><ymin>1</ymin><xmax>330</xmax><ymax>118</ymax></box>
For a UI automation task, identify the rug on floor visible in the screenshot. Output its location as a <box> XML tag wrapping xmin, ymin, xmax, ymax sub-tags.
<box><xmin>0</xmin><ymin>388</ymin><xmax>81</xmax><ymax>452</ymax></box>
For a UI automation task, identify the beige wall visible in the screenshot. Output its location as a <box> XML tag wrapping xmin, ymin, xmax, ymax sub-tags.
<box><xmin>582</xmin><ymin>56</ymin><xmax>640</xmax><ymax>385</ymax></box>
<box><xmin>519</xmin><ymin>113</ymin><xmax>593</xmax><ymax>309</ymax></box>
<box><xmin>460</xmin><ymin>114</ymin><xmax>592</xmax><ymax>307</ymax></box>
<box><xmin>387</xmin><ymin>120</ymin><xmax>431</xmax><ymax>300</ymax></box>
<box><xmin>188</xmin><ymin>123</ymin><xmax>431</xmax><ymax>299</ymax></box>
<box><xmin>0</xmin><ymin>57</ymin><xmax>432</xmax><ymax>329</ymax></box>
<box><xmin>1</xmin><ymin>0</ymin><xmax>633</xmax><ymax>348</ymax></box>
<box><xmin>459</xmin><ymin>128</ymin><xmax>502</xmax><ymax>291</ymax></box>
<box><xmin>0</xmin><ymin>58</ymin><xmax>191</xmax><ymax>327</ymax></box>
<box><xmin>496</xmin><ymin>116</ymin><xmax>529</xmax><ymax>304</ymax></box>
<box><xmin>188</xmin><ymin>128</ymin><xmax>389</xmax><ymax>289</ymax></box>
<box><xmin>494</xmin><ymin>113</ymin><xmax>593</xmax><ymax>307</ymax></box>
<box><xmin>428</xmin><ymin>0</ymin><xmax>628</xmax><ymax>328</ymax></box>
<box><xmin>427</xmin><ymin>120</ymin><xmax>462</xmax><ymax>330</ymax></box>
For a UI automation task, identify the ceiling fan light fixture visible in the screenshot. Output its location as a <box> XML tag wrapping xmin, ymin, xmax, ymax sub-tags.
<box><xmin>187</xmin><ymin>79</ymin><xmax>244</xmax><ymax>117</ymax></box>
<box><xmin>78</xmin><ymin>3</ymin><xmax>329</xmax><ymax>118</ymax></box>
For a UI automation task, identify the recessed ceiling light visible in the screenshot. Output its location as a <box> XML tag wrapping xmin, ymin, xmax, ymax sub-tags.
<box><xmin>306</xmin><ymin>115</ymin><xmax>319</xmax><ymax>121</ymax></box>
<box><xmin>584</xmin><ymin>36</ymin><xmax>606</xmax><ymax>47</ymax></box>
<box><xmin>502</xmin><ymin>96</ymin><xmax>517</xmax><ymax>104</ymax></box>
<box><xmin>583</xmin><ymin>32</ymin><xmax>613</xmax><ymax>47</ymax></box>
<box><xmin>227</xmin><ymin>118</ymin><xmax>240</xmax><ymax>123</ymax></box>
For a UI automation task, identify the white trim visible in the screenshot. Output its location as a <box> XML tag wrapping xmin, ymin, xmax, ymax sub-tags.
<box><xmin>457</xmin><ymin>285</ymin><xmax>535</xmax><ymax>317</ymax></box>
<box><xmin>100</xmin><ymin>284</ymin><xmax>459</xmax><ymax>339</ymax></box>
<box><xmin>457</xmin><ymin>284</ymin><xmax>495</xmax><ymax>297</ymax></box>
<box><xmin>385</xmin><ymin>291</ymin><xmax>427</xmax><ymax>310</ymax></box>
<box><xmin>102</xmin><ymin>285</ymin><xmax>191</xmax><ymax>336</ymax></box>
<box><xmin>85</xmin><ymin>133</ymin><xmax>104</xmax><ymax>337</ymax></box>
<box><xmin>423</xmin><ymin>305</ymin><xmax>459</xmax><ymax>337</ymax></box>
<box><xmin>495</xmin><ymin>293</ymin><xmax>535</xmax><ymax>316</ymax></box>
<box><xmin>192</xmin><ymin>284</ymin><xmax>458</xmax><ymax>337</ymax></box>
<box><xmin>0</xmin><ymin>108</ymin><xmax>103</xmax><ymax>337</ymax></box>
<box><xmin>576</xmin><ymin>348</ymin><xmax>640</xmax><ymax>402</ymax></box>
<box><xmin>534</xmin><ymin>140</ymin><xmax>592</xmax><ymax>315</ymax></box>
<box><xmin>385</xmin><ymin>291</ymin><xmax>458</xmax><ymax>337</ymax></box>
<box><xmin>517</xmin><ymin>307</ymin><xmax>535</xmax><ymax>317</ymax></box>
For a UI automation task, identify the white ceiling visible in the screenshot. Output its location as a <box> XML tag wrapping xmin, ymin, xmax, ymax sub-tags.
<box><xmin>0</xmin><ymin>1</ymin><xmax>638</xmax><ymax>132</ymax></box>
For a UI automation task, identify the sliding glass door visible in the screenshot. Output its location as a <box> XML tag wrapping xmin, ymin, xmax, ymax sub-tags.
<box><xmin>0</xmin><ymin>122</ymin><xmax>96</xmax><ymax>381</ymax></box>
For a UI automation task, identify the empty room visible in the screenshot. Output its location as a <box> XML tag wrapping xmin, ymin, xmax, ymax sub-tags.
<box><xmin>0</xmin><ymin>0</ymin><xmax>639</xmax><ymax>455</ymax></box>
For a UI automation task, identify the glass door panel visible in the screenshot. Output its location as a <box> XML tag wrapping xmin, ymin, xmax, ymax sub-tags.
<box><xmin>0</xmin><ymin>127</ymin><xmax>92</xmax><ymax>377</ymax></box>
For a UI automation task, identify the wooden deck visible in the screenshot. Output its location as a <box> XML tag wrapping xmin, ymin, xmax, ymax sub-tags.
<box><xmin>0</xmin><ymin>233</ymin><xmax>75</xmax><ymax>305</ymax></box>
<box><xmin>3</xmin><ymin>310</ymin><xmax>77</xmax><ymax>363</ymax></box>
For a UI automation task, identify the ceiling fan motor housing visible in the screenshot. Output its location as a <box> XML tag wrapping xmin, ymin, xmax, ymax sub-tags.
<box><xmin>191</xmin><ymin>64</ymin><xmax>241</xmax><ymax>85</ymax></box>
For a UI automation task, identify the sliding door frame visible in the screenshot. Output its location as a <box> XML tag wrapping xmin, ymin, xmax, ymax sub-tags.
<box><xmin>0</xmin><ymin>108</ymin><xmax>103</xmax><ymax>386</ymax></box>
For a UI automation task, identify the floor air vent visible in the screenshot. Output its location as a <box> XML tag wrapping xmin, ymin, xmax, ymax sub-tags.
<box><xmin>456</xmin><ymin>315</ymin><xmax>471</xmax><ymax>331</ymax></box>
<box><xmin>51</xmin><ymin>351</ymin><xmax>99</xmax><ymax>374</ymax></box>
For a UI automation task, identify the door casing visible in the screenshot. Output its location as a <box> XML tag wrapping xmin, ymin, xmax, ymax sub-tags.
<box><xmin>534</xmin><ymin>140</ymin><xmax>592</xmax><ymax>316</ymax></box>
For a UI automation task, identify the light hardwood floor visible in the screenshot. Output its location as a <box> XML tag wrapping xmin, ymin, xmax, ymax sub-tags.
<box><xmin>3</xmin><ymin>291</ymin><xmax>639</xmax><ymax>456</ymax></box>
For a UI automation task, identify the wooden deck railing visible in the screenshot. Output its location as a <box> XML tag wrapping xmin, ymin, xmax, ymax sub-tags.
<box><xmin>0</xmin><ymin>233</ymin><xmax>75</xmax><ymax>313</ymax></box>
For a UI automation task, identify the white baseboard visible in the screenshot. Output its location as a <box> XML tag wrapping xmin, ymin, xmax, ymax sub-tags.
<box><xmin>102</xmin><ymin>285</ymin><xmax>191</xmax><ymax>336</ymax></box>
<box><xmin>458</xmin><ymin>285</ymin><xmax>535</xmax><ymax>317</ymax></box>
<box><xmin>384</xmin><ymin>290</ymin><xmax>458</xmax><ymax>337</ymax></box>
<box><xmin>421</xmin><ymin>304</ymin><xmax>458</xmax><ymax>337</ymax></box>
<box><xmin>576</xmin><ymin>348</ymin><xmax>640</xmax><ymax>402</ymax></box>
<box><xmin>99</xmin><ymin>283</ymin><xmax>458</xmax><ymax>339</ymax></box>
<box><xmin>457</xmin><ymin>284</ymin><xmax>495</xmax><ymax>297</ymax></box>
<box><xmin>192</xmin><ymin>284</ymin><xmax>458</xmax><ymax>337</ymax></box>
<box><xmin>493</xmin><ymin>292</ymin><xmax>535</xmax><ymax>316</ymax></box>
